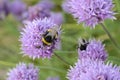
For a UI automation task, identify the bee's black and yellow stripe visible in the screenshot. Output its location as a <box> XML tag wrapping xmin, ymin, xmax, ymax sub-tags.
<box><xmin>42</xmin><ymin>37</ymin><xmax>51</xmax><ymax>45</ymax></box>
<box><xmin>42</xmin><ymin>28</ymin><xmax>58</xmax><ymax>45</ymax></box>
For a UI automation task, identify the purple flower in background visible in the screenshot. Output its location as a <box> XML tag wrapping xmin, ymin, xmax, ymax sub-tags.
<box><xmin>27</xmin><ymin>4</ymin><xmax>50</xmax><ymax>21</ymax></box>
<box><xmin>50</xmin><ymin>12</ymin><xmax>64</xmax><ymax>26</ymax></box>
<box><xmin>7</xmin><ymin>63</ymin><xmax>39</xmax><ymax>80</ymax></box>
<box><xmin>20</xmin><ymin>18</ymin><xmax>61</xmax><ymax>59</ymax></box>
<box><xmin>9</xmin><ymin>0</ymin><xmax>27</xmax><ymax>21</ymax></box>
<box><xmin>64</xmin><ymin>0</ymin><xmax>115</xmax><ymax>28</ymax></box>
<box><xmin>27</xmin><ymin>6</ymin><xmax>64</xmax><ymax>25</ymax></box>
<box><xmin>78</xmin><ymin>39</ymin><xmax>108</xmax><ymax>61</ymax></box>
<box><xmin>26</xmin><ymin>0</ymin><xmax>64</xmax><ymax>25</ymax></box>
<box><xmin>0</xmin><ymin>0</ymin><xmax>10</xmax><ymax>20</ymax></box>
<box><xmin>67</xmin><ymin>59</ymin><xmax>120</xmax><ymax>80</ymax></box>
<box><xmin>26</xmin><ymin>0</ymin><xmax>54</xmax><ymax>21</ymax></box>
<box><xmin>46</xmin><ymin>77</ymin><xmax>60</xmax><ymax>80</ymax></box>
<box><xmin>38</xmin><ymin>0</ymin><xmax>54</xmax><ymax>10</ymax></box>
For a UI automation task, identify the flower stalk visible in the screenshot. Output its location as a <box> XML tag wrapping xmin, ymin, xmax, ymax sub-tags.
<box><xmin>100</xmin><ymin>23</ymin><xmax>120</xmax><ymax>50</ymax></box>
<box><xmin>54</xmin><ymin>53</ymin><xmax>71</xmax><ymax>65</ymax></box>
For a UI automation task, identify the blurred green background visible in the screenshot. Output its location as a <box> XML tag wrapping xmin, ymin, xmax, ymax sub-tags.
<box><xmin>0</xmin><ymin>0</ymin><xmax>120</xmax><ymax>80</ymax></box>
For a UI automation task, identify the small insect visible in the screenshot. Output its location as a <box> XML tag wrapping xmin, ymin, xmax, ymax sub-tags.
<box><xmin>42</xmin><ymin>27</ymin><xmax>59</xmax><ymax>46</ymax></box>
<box><xmin>78</xmin><ymin>39</ymin><xmax>89</xmax><ymax>50</ymax></box>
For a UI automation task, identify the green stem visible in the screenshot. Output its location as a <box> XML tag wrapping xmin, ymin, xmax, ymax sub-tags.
<box><xmin>55</xmin><ymin>50</ymin><xmax>76</xmax><ymax>54</ymax></box>
<box><xmin>54</xmin><ymin>53</ymin><xmax>71</xmax><ymax>65</ymax></box>
<box><xmin>0</xmin><ymin>61</ymin><xmax>15</xmax><ymax>67</ymax></box>
<box><xmin>100</xmin><ymin>23</ymin><xmax>120</xmax><ymax>50</ymax></box>
<box><xmin>0</xmin><ymin>60</ymin><xmax>65</xmax><ymax>73</ymax></box>
<box><xmin>38</xmin><ymin>66</ymin><xmax>66</xmax><ymax>73</ymax></box>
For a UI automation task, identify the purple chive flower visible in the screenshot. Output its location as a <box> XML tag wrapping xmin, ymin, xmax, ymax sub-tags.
<box><xmin>20</xmin><ymin>18</ymin><xmax>61</xmax><ymax>59</ymax></box>
<box><xmin>0</xmin><ymin>0</ymin><xmax>10</xmax><ymax>19</ymax></box>
<box><xmin>78</xmin><ymin>39</ymin><xmax>108</xmax><ymax>61</ymax></box>
<box><xmin>67</xmin><ymin>59</ymin><xmax>120</xmax><ymax>80</ymax></box>
<box><xmin>62</xmin><ymin>1</ymin><xmax>71</xmax><ymax>13</ymax></box>
<box><xmin>46</xmin><ymin>77</ymin><xmax>60</xmax><ymax>80</ymax></box>
<box><xmin>64</xmin><ymin>0</ymin><xmax>115</xmax><ymax>28</ymax></box>
<box><xmin>27</xmin><ymin>7</ymin><xmax>64</xmax><ymax>25</ymax></box>
<box><xmin>2</xmin><ymin>0</ymin><xmax>10</xmax><ymax>16</ymax></box>
<box><xmin>7</xmin><ymin>63</ymin><xmax>39</xmax><ymax>80</ymax></box>
<box><xmin>27</xmin><ymin>0</ymin><xmax>54</xmax><ymax>21</ymax></box>
<box><xmin>26</xmin><ymin>0</ymin><xmax>54</xmax><ymax>21</ymax></box>
<box><xmin>38</xmin><ymin>0</ymin><xmax>55</xmax><ymax>10</ymax></box>
<box><xmin>26</xmin><ymin>1</ymin><xmax>64</xmax><ymax>25</ymax></box>
<box><xmin>9</xmin><ymin>0</ymin><xmax>27</xmax><ymax>21</ymax></box>
<box><xmin>27</xmin><ymin>4</ymin><xmax>50</xmax><ymax>21</ymax></box>
<box><xmin>50</xmin><ymin>12</ymin><xmax>64</xmax><ymax>26</ymax></box>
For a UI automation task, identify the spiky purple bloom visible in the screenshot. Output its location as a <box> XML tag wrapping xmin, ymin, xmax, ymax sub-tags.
<box><xmin>50</xmin><ymin>12</ymin><xmax>64</xmax><ymax>26</ymax></box>
<box><xmin>20</xmin><ymin>18</ymin><xmax>61</xmax><ymax>59</ymax></box>
<box><xmin>62</xmin><ymin>1</ymin><xmax>71</xmax><ymax>13</ymax></box>
<box><xmin>7</xmin><ymin>63</ymin><xmax>39</xmax><ymax>80</ymax></box>
<box><xmin>9</xmin><ymin>0</ymin><xmax>27</xmax><ymax>21</ymax></box>
<box><xmin>78</xmin><ymin>39</ymin><xmax>108</xmax><ymax>61</ymax></box>
<box><xmin>64</xmin><ymin>0</ymin><xmax>115</xmax><ymax>27</ymax></box>
<box><xmin>67</xmin><ymin>59</ymin><xmax>120</xmax><ymax>80</ymax></box>
<box><xmin>46</xmin><ymin>77</ymin><xmax>60</xmax><ymax>80</ymax></box>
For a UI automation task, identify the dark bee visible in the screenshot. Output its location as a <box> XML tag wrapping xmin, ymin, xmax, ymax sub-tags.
<box><xmin>42</xmin><ymin>27</ymin><xmax>59</xmax><ymax>46</ymax></box>
<box><xmin>78</xmin><ymin>39</ymin><xmax>89</xmax><ymax>50</ymax></box>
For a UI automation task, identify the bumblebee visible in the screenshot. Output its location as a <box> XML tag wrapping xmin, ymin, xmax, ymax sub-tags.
<box><xmin>42</xmin><ymin>27</ymin><xmax>59</xmax><ymax>46</ymax></box>
<box><xmin>78</xmin><ymin>39</ymin><xmax>89</xmax><ymax>50</ymax></box>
